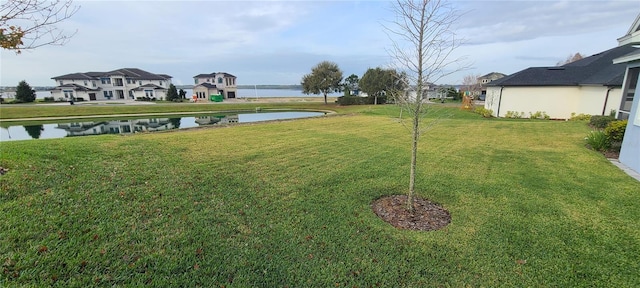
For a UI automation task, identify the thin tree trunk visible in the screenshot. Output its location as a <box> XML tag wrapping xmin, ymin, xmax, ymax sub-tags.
<box><xmin>324</xmin><ymin>92</ymin><xmax>328</xmax><ymax>104</ymax></box>
<box><xmin>408</xmin><ymin>110</ymin><xmax>419</xmax><ymax>211</ymax></box>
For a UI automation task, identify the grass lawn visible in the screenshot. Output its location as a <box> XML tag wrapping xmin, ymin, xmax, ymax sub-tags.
<box><xmin>1</xmin><ymin>105</ymin><xmax>639</xmax><ymax>287</ymax></box>
<box><xmin>0</xmin><ymin>102</ymin><xmax>348</xmax><ymax>120</ymax></box>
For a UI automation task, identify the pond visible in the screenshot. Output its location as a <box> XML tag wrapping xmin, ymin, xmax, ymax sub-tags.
<box><xmin>0</xmin><ymin>111</ymin><xmax>325</xmax><ymax>141</ymax></box>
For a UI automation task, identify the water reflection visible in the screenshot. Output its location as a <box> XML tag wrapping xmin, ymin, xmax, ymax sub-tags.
<box><xmin>1</xmin><ymin>111</ymin><xmax>323</xmax><ymax>141</ymax></box>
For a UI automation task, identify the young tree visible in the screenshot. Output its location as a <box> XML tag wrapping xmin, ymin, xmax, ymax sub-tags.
<box><xmin>386</xmin><ymin>0</ymin><xmax>467</xmax><ymax>210</ymax></box>
<box><xmin>166</xmin><ymin>84</ymin><xmax>179</xmax><ymax>101</ymax></box>
<box><xmin>1</xmin><ymin>0</ymin><xmax>80</xmax><ymax>53</ymax></box>
<box><xmin>460</xmin><ymin>73</ymin><xmax>482</xmax><ymax>98</ymax></box>
<box><xmin>360</xmin><ymin>67</ymin><xmax>406</xmax><ymax>105</ymax></box>
<box><xmin>15</xmin><ymin>80</ymin><xmax>36</xmax><ymax>102</ymax></box>
<box><xmin>301</xmin><ymin>61</ymin><xmax>343</xmax><ymax>104</ymax></box>
<box><xmin>178</xmin><ymin>88</ymin><xmax>186</xmax><ymax>99</ymax></box>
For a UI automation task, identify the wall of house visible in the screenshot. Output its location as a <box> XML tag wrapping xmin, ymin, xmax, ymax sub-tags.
<box><xmin>576</xmin><ymin>86</ymin><xmax>623</xmax><ymax>117</ymax></box>
<box><xmin>619</xmin><ymin>64</ymin><xmax>640</xmax><ymax>174</ymax></box>
<box><xmin>485</xmin><ymin>86</ymin><xmax>618</xmax><ymax>119</ymax></box>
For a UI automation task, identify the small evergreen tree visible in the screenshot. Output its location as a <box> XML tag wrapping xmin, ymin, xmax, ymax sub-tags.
<box><xmin>15</xmin><ymin>80</ymin><xmax>36</xmax><ymax>102</ymax></box>
<box><xmin>178</xmin><ymin>89</ymin><xmax>186</xmax><ymax>99</ymax></box>
<box><xmin>166</xmin><ymin>84</ymin><xmax>179</xmax><ymax>101</ymax></box>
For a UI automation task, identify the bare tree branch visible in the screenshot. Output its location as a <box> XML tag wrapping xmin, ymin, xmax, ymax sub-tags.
<box><xmin>1</xmin><ymin>0</ymin><xmax>80</xmax><ymax>53</ymax></box>
<box><xmin>384</xmin><ymin>0</ymin><xmax>469</xmax><ymax>210</ymax></box>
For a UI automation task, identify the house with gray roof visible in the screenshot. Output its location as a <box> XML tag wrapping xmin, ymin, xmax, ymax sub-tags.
<box><xmin>50</xmin><ymin>68</ymin><xmax>172</xmax><ymax>101</ymax></box>
<box><xmin>192</xmin><ymin>72</ymin><xmax>237</xmax><ymax>101</ymax></box>
<box><xmin>484</xmin><ymin>15</ymin><xmax>640</xmax><ymax>119</ymax></box>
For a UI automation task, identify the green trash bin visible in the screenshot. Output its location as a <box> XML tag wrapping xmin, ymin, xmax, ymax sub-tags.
<box><xmin>210</xmin><ymin>94</ymin><xmax>223</xmax><ymax>102</ymax></box>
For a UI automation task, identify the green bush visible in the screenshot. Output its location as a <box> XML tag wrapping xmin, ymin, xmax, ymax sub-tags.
<box><xmin>585</xmin><ymin>130</ymin><xmax>610</xmax><ymax>152</ymax></box>
<box><xmin>604</xmin><ymin>120</ymin><xmax>628</xmax><ymax>143</ymax></box>
<box><xmin>505</xmin><ymin>111</ymin><xmax>525</xmax><ymax>119</ymax></box>
<box><xmin>589</xmin><ymin>115</ymin><xmax>615</xmax><ymax>129</ymax></box>
<box><xmin>529</xmin><ymin>111</ymin><xmax>550</xmax><ymax>120</ymax></box>
<box><xmin>336</xmin><ymin>96</ymin><xmax>367</xmax><ymax>105</ymax></box>
<box><xmin>570</xmin><ymin>113</ymin><xmax>591</xmax><ymax>121</ymax></box>
<box><xmin>473</xmin><ymin>106</ymin><xmax>493</xmax><ymax>118</ymax></box>
<box><xmin>43</xmin><ymin>97</ymin><xmax>55</xmax><ymax>102</ymax></box>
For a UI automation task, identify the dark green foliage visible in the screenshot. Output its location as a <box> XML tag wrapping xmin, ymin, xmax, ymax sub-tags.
<box><xmin>15</xmin><ymin>80</ymin><xmax>36</xmax><ymax>103</ymax></box>
<box><xmin>24</xmin><ymin>125</ymin><xmax>43</xmax><ymax>139</ymax></box>
<box><xmin>604</xmin><ymin>120</ymin><xmax>627</xmax><ymax>143</ymax></box>
<box><xmin>75</xmin><ymin>97</ymin><xmax>84</xmax><ymax>102</ymax></box>
<box><xmin>335</xmin><ymin>96</ymin><xmax>385</xmax><ymax>105</ymax></box>
<box><xmin>43</xmin><ymin>97</ymin><xmax>55</xmax><ymax>102</ymax></box>
<box><xmin>359</xmin><ymin>67</ymin><xmax>405</xmax><ymax>104</ymax></box>
<box><xmin>178</xmin><ymin>89</ymin><xmax>187</xmax><ymax>99</ymax></box>
<box><xmin>301</xmin><ymin>61</ymin><xmax>343</xmax><ymax>104</ymax></box>
<box><xmin>589</xmin><ymin>115</ymin><xmax>615</xmax><ymax>129</ymax></box>
<box><xmin>585</xmin><ymin>130</ymin><xmax>610</xmax><ymax>151</ymax></box>
<box><xmin>166</xmin><ymin>84</ymin><xmax>179</xmax><ymax>101</ymax></box>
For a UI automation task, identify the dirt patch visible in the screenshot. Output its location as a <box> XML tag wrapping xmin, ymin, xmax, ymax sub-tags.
<box><xmin>372</xmin><ymin>195</ymin><xmax>451</xmax><ymax>231</ymax></box>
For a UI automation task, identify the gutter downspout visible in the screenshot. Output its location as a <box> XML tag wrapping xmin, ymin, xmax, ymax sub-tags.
<box><xmin>602</xmin><ymin>86</ymin><xmax>614</xmax><ymax>116</ymax></box>
<box><xmin>496</xmin><ymin>86</ymin><xmax>504</xmax><ymax>117</ymax></box>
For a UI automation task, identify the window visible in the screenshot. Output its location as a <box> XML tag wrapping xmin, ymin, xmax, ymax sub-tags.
<box><xmin>92</xmin><ymin>81</ymin><xmax>97</xmax><ymax>87</ymax></box>
<box><xmin>63</xmin><ymin>90</ymin><xmax>74</xmax><ymax>98</ymax></box>
<box><xmin>103</xmin><ymin>91</ymin><xmax>113</xmax><ymax>99</ymax></box>
<box><xmin>145</xmin><ymin>90</ymin><xmax>154</xmax><ymax>97</ymax></box>
<box><xmin>206</xmin><ymin>78</ymin><xmax>210</xmax><ymax>82</ymax></box>
<box><xmin>127</xmin><ymin>79</ymin><xmax>132</xmax><ymax>84</ymax></box>
<box><xmin>139</xmin><ymin>81</ymin><xmax>142</xmax><ymax>85</ymax></box>
<box><xmin>159</xmin><ymin>81</ymin><xmax>163</xmax><ymax>86</ymax></box>
<box><xmin>128</xmin><ymin>90</ymin><xmax>134</xmax><ymax>98</ymax></box>
<box><xmin>59</xmin><ymin>80</ymin><xmax>63</xmax><ymax>85</ymax></box>
<box><xmin>114</xmin><ymin>78</ymin><xmax>123</xmax><ymax>86</ymax></box>
<box><xmin>100</xmin><ymin>78</ymin><xmax>111</xmax><ymax>84</ymax></box>
<box><xmin>84</xmin><ymin>81</ymin><xmax>88</xmax><ymax>86</ymax></box>
<box><xmin>194</xmin><ymin>79</ymin><xmax>198</xmax><ymax>84</ymax></box>
<box><xmin>218</xmin><ymin>77</ymin><xmax>223</xmax><ymax>84</ymax></box>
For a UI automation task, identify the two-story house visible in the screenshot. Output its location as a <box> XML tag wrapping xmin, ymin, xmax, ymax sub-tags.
<box><xmin>477</xmin><ymin>72</ymin><xmax>506</xmax><ymax>100</ymax></box>
<box><xmin>50</xmin><ymin>68</ymin><xmax>172</xmax><ymax>101</ymax></box>
<box><xmin>192</xmin><ymin>72</ymin><xmax>238</xmax><ymax>101</ymax></box>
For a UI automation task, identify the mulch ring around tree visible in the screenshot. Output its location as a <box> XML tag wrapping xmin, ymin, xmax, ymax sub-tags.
<box><xmin>372</xmin><ymin>195</ymin><xmax>451</xmax><ymax>231</ymax></box>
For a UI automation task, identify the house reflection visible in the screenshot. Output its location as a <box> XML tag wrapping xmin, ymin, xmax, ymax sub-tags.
<box><xmin>56</xmin><ymin>115</ymin><xmax>239</xmax><ymax>137</ymax></box>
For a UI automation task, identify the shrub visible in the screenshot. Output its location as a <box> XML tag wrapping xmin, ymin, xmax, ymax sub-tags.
<box><xmin>529</xmin><ymin>111</ymin><xmax>550</xmax><ymax>120</ymax></box>
<box><xmin>75</xmin><ymin>97</ymin><xmax>85</xmax><ymax>102</ymax></box>
<box><xmin>570</xmin><ymin>112</ymin><xmax>591</xmax><ymax>121</ymax></box>
<box><xmin>505</xmin><ymin>111</ymin><xmax>524</xmax><ymax>119</ymax></box>
<box><xmin>473</xmin><ymin>106</ymin><xmax>493</xmax><ymax>118</ymax></box>
<box><xmin>604</xmin><ymin>120</ymin><xmax>627</xmax><ymax>143</ymax></box>
<box><xmin>43</xmin><ymin>97</ymin><xmax>55</xmax><ymax>102</ymax></box>
<box><xmin>589</xmin><ymin>115</ymin><xmax>615</xmax><ymax>129</ymax></box>
<box><xmin>585</xmin><ymin>130</ymin><xmax>610</xmax><ymax>152</ymax></box>
<box><xmin>336</xmin><ymin>96</ymin><xmax>368</xmax><ymax>105</ymax></box>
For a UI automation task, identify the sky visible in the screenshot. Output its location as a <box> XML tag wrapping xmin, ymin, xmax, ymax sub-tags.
<box><xmin>1</xmin><ymin>0</ymin><xmax>639</xmax><ymax>87</ymax></box>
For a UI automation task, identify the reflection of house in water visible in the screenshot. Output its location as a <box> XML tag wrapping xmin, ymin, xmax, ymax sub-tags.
<box><xmin>194</xmin><ymin>115</ymin><xmax>239</xmax><ymax>125</ymax></box>
<box><xmin>57</xmin><ymin>118</ymin><xmax>175</xmax><ymax>136</ymax></box>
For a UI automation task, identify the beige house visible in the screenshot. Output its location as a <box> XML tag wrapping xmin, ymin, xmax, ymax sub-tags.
<box><xmin>478</xmin><ymin>72</ymin><xmax>506</xmax><ymax>100</ymax></box>
<box><xmin>51</xmin><ymin>68</ymin><xmax>171</xmax><ymax>101</ymax></box>
<box><xmin>485</xmin><ymin>15</ymin><xmax>640</xmax><ymax>119</ymax></box>
<box><xmin>192</xmin><ymin>72</ymin><xmax>237</xmax><ymax>101</ymax></box>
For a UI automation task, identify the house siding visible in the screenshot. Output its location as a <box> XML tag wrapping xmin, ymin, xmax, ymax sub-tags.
<box><xmin>485</xmin><ymin>86</ymin><xmax>622</xmax><ymax>119</ymax></box>
<box><xmin>619</xmin><ymin>64</ymin><xmax>640</xmax><ymax>174</ymax></box>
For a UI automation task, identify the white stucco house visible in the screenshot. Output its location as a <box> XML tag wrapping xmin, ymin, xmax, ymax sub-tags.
<box><xmin>50</xmin><ymin>68</ymin><xmax>172</xmax><ymax>101</ymax></box>
<box><xmin>192</xmin><ymin>72</ymin><xmax>237</xmax><ymax>101</ymax></box>
<box><xmin>484</xmin><ymin>15</ymin><xmax>640</xmax><ymax>119</ymax></box>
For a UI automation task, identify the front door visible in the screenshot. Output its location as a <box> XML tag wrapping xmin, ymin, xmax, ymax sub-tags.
<box><xmin>228</xmin><ymin>91</ymin><xmax>236</xmax><ymax>98</ymax></box>
<box><xmin>89</xmin><ymin>93</ymin><xmax>96</xmax><ymax>101</ymax></box>
<box><xmin>116</xmin><ymin>90</ymin><xmax>125</xmax><ymax>99</ymax></box>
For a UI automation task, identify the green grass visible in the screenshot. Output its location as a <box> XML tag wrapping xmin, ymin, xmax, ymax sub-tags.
<box><xmin>0</xmin><ymin>102</ymin><xmax>354</xmax><ymax>120</ymax></box>
<box><xmin>1</xmin><ymin>105</ymin><xmax>639</xmax><ymax>287</ymax></box>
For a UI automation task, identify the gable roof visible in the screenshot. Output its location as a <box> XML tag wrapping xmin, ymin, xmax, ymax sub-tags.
<box><xmin>52</xmin><ymin>68</ymin><xmax>171</xmax><ymax>81</ymax></box>
<box><xmin>193</xmin><ymin>72</ymin><xmax>236</xmax><ymax>78</ymax></box>
<box><xmin>194</xmin><ymin>83</ymin><xmax>218</xmax><ymax>89</ymax></box>
<box><xmin>489</xmin><ymin>44</ymin><xmax>640</xmax><ymax>87</ymax></box>
<box><xmin>618</xmin><ymin>13</ymin><xmax>640</xmax><ymax>46</ymax></box>
<box><xmin>479</xmin><ymin>72</ymin><xmax>507</xmax><ymax>79</ymax></box>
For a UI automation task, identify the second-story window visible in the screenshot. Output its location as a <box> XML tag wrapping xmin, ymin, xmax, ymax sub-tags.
<box><xmin>159</xmin><ymin>81</ymin><xmax>163</xmax><ymax>86</ymax></box>
<box><xmin>84</xmin><ymin>81</ymin><xmax>88</xmax><ymax>86</ymax></box>
<box><xmin>59</xmin><ymin>80</ymin><xmax>63</xmax><ymax>85</ymax></box>
<box><xmin>101</xmin><ymin>78</ymin><xmax>111</xmax><ymax>84</ymax></box>
<box><xmin>218</xmin><ymin>77</ymin><xmax>223</xmax><ymax>84</ymax></box>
